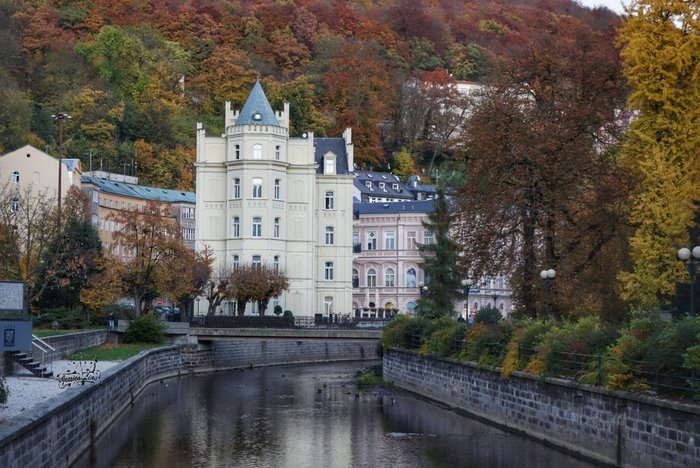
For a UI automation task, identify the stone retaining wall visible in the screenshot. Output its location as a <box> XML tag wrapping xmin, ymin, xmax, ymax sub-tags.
<box><xmin>33</xmin><ymin>330</ymin><xmax>108</xmax><ymax>362</ymax></box>
<box><xmin>383</xmin><ymin>348</ymin><xmax>700</xmax><ymax>468</ymax></box>
<box><xmin>0</xmin><ymin>338</ymin><xmax>379</xmax><ymax>467</ymax></box>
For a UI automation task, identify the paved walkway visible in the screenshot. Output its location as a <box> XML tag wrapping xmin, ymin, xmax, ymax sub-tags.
<box><xmin>0</xmin><ymin>360</ymin><xmax>118</xmax><ymax>423</ymax></box>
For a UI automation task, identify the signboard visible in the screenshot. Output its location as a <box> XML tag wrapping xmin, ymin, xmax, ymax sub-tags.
<box><xmin>0</xmin><ymin>281</ymin><xmax>24</xmax><ymax>313</ymax></box>
<box><xmin>0</xmin><ymin>320</ymin><xmax>32</xmax><ymax>351</ymax></box>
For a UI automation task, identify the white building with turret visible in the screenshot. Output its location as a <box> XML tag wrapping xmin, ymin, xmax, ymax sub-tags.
<box><xmin>194</xmin><ymin>81</ymin><xmax>355</xmax><ymax>316</ymax></box>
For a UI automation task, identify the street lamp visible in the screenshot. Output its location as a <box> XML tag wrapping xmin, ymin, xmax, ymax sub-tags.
<box><xmin>677</xmin><ymin>246</ymin><xmax>700</xmax><ymax>317</ymax></box>
<box><xmin>461</xmin><ymin>278</ymin><xmax>473</xmax><ymax>321</ymax></box>
<box><xmin>419</xmin><ymin>282</ymin><xmax>428</xmax><ymax>297</ymax></box>
<box><xmin>51</xmin><ymin>112</ymin><xmax>71</xmax><ymax>226</ymax></box>
<box><xmin>540</xmin><ymin>269</ymin><xmax>556</xmax><ymax>320</ymax></box>
<box><xmin>196</xmin><ymin>297</ymin><xmax>201</xmax><ymax>317</ymax></box>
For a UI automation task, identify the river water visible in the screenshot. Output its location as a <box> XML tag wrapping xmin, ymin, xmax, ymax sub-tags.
<box><xmin>79</xmin><ymin>361</ymin><xmax>596</xmax><ymax>468</ymax></box>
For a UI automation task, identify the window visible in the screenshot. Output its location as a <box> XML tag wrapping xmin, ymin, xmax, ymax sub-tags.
<box><xmin>407</xmin><ymin>231</ymin><xmax>417</xmax><ymax>249</ymax></box>
<box><xmin>252</xmin><ymin>217</ymin><xmax>262</xmax><ymax>237</ymax></box>
<box><xmin>273</xmin><ymin>217</ymin><xmax>280</xmax><ymax>238</ymax></box>
<box><xmin>275</xmin><ymin>145</ymin><xmax>281</xmax><ymax>160</ymax></box>
<box><xmin>384</xmin><ymin>231</ymin><xmax>395</xmax><ymax>250</ymax></box>
<box><xmin>10</xmin><ymin>197</ymin><xmax>19</xmax><ymax>213</ymax></box>
<box><xmin>392</xmin><ymin>183</ymin><xmax>399</xmax><ymax>190</ymax></box>
<box><xmin>182</xmin><ymin>227</ymin><xmax>195</xmax><ymax>240</ymax></box>
<box><xmin>233</xmin><ymin>178</ymin><xmax>241</xmax><ymax>198</ymax></box>
<box><xmin>406</xmin><ymin>268</ymin><xmax>417</xmax><ymax>288</ymax></box>
<box><xmin>274</xmin><ymin>179</ymin><xmax>281</xmax><ymax>199</ymax></box>
<box><xmin>233</xmin><ymin>255</ymin><xmax>240</xmax><ymax>269</ymax></box>
<box><xmin>235</xmin><ymin>144</ymin><xmax>240</xmax><ymax>160</ymax></box>
<box><xmin>352</xmin><ymin>269</ymin><xmax>359</xmax><ymax>288</ymax></box>
<box><xmin>325</xmin><ymin>261</ymin><xmax>334</xmax><ymax>280</ymax></box>
<box><xmin>233</xmin><ymin>217</ymin><xmax>240</xmax><ymax>237</ymax></box>
<box><xmin>367</xmin><ymin>269</ymin><xmax>377</xmax><ymax>287</ymax></box>
<box><xmin>182</xmin><ymin>207</ymin><xmax>195</xmax><ymax>219</ymax></box>
<box><xmin>385</xmin><ymin>268</ymin><xmax>395</xmax><ymax>287</ymax></box>
<box><xmin>424</xmin><ymin>230</ymin><xmax>434</xmax><ymax>245</ymax></box>
<box><xmin>325</xmin><ymin>226</ymin><xmax>334</xmax><ymax>245</ymax></box>
<box><xmin>325</xmin><ymin>191</ymin><xmax>334</xmax><ymax>209</ymax></box>
<box><xmin>252</xmin><ymin>178</ymin><xmax>262</xmax><ymax>198</ymax></box>
<box><xmin>379</xmin><ymin>182</ymin><xmax>385</xmax><ymax>190</ymax></box>
<box><xmin>11</xmin><ymin>171</ymin><xmax>19</xmax><ymax>184</ymax></box>
<box><xmin>253</xmin><ymin>144</ymin><xmax>262</xmax><ymax>160</ymax></box>
<box><xmin>273</xmin><ymin>255</ymin><xmax>280</xmax><ymax>273</ymax></box>
<box><xmin>352</xmin><ymin>231</ymin><xmax>360</xmax><ymax>252</ymax></box>
<box><xmin>367</xmin><ymin>232</ymin><xmax>377</xmax><ymax>250</ymax></box>
<box><xmin>252</xmin><ymin>255</ymin><xmax>261</xmax><ymax>269</ymax></box>
<box><xmin>324</xmin><ymin>296</ymin><xmax>334</xmax><ymax>315</ymax></box>
<box><xmin>325</xmin><ymin>158</ymin><xmax>335</xmax><ymax>174</ymax></box>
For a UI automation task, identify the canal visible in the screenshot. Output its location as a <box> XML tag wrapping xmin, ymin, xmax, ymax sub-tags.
<box><xmin>78</xmin><ymin>361</ymin><xmax>596</xmax><ymax>467</ymax></box>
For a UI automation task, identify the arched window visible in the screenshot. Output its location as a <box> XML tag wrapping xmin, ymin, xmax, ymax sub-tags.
<box><xmin>253</xmin><ymin>144</ymin><xmax>262</xmax><ymax>159</ymax></box>
<box><xmin>252</xmin><ymin>178</ymin><xmax>263</xmax><ymax>198</ymax></box>
<box><xmin>367</xmin><ymin>269</ymin><xmax>377</xmax><ymax>287</ymax></box>
<box><xmin>11</xmin><ymin>171</ymin><xmax>19</xmax><ymax>184</ymax></box>
<box><xmin>385</xmin><ymin>268</ymin><xmax>395</xmax><ymax>287</ymax></box>
<box><xmin>406</xmin><ymin>268</ymin><xmax>416</xmax><ymax>288</ymax></box>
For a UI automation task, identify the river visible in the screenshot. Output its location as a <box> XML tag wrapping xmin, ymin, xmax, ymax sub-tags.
<box><xmin>78</xmin><ymin>361</ymin><xmax>596</xmax><ymax>467</ymax></box>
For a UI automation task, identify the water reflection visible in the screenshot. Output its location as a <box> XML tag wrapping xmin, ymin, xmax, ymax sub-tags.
<box><xmin>80</xmin><ymin>362</ymin><xmax>596</xmax><ymax>468</ymax></box>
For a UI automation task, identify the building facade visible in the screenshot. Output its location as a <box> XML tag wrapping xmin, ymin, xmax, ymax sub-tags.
<box><xmin>194</xmin><ymin>81</ymin><xmax>355</xmax><ymax>316</ymax></box>
<box><xmin>81</xmin><ymin>173</ymin><xmax>196</xmax><ymax>256</ymax></box>
<box><xmin>0</xmin><ymin>145</ymin><xmax>81</xmax><ymax>207</ymax></box>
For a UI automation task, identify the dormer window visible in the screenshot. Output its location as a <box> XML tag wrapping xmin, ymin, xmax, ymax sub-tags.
<box><xmin>392</xmin><ymin>183</ymin><xmax>399</xmax><ymax>190</ymax></box>
<box><xmin>325</xmin><ymin>158</ymin><xmax>335</xmax><ymax>175</ymax></box>
<box><xmin>379</xmin><ymin>182</ymin><xmax>385</xmax><ymax>190</ymax></box>
<box><xmin>365</xmin><ymin>181</ymin><xmax>373</xmax><ymax>189</ymax></box>
<box><xmin>253</xmin><ymin>112</ymin><xmax>262</xmax><ymax>121</ymax></box>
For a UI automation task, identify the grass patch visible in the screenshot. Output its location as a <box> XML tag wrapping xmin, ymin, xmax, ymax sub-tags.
<box><xmin>356</xmin><ymin>365</ymin><xmax>391</xmax><ymax>388</ymax></box>
<box><xmin>67</xmin><ymin>343</ymin><xmax>162</xmax><ymax>361</ymax></box>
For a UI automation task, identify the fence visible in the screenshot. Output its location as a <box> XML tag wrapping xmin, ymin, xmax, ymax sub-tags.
<box><xmin>190</xmin><ymin>315</ymin><xmax>295</xmax><ymax>328</ymax></box>
<box><xmin>387</xmin><ymin>331</ymin><xmax>700</xmax><ymax>399</ymax></box>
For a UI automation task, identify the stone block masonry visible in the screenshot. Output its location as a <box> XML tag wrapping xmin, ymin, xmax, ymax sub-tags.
<box><xmin>383</xmin><ymin>348</ymin><xmax>700</xmax><ymax>468</ymax></box>
<box><xmin>0</xmin><ymin>338</ymin><xmax>378</xmax><ymax>467</ymax></box>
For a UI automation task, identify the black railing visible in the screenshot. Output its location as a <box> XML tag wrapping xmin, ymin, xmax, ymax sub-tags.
<box><xmin>190</xmin><ymin>315</ymin><xmax>295</xmax><ymax>328</ymax></box>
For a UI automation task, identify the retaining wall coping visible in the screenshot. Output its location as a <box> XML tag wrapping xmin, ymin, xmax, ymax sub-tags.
<box><xmin>191</xmin><ymin>327</ymin><xmax>382</xmax><ymax>339</ymax></box>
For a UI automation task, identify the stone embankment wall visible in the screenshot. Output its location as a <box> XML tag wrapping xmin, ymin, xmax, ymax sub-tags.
<box><xmin>0</xmin><ymin>338</ymin><xmax>379</xmax><ymax>468</ymax></box>
<box><xmin>383</xmin><ymin>348</ymin><xmax>700</xmax><ymax>468</ymax></box>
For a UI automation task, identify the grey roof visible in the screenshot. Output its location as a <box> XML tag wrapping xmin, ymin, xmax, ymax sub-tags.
<box><xmin>353</xmin><ymin>171</ymin><xmax>414</xmax><ymax>199</ymax></box>
<box><xmin>63</xmin><ymin>159</ymin><xmax>81</xmax><ymax>172</ymax></box>
<box><xmin>314</xmin><ymin>138</ymin><xmax>350</xmax><ymax>175</ymax></box>
<box><xmin>354</xmin><ymin>200</ymin><xmax>434</xmax><ymax>215</ymax></box>
<box><xmin>82</xmin><ymin>176</ymin><xmax>195</xmax><ymax>204</ymax></box>
<box><xmin>235</xmin><ymin>81</ymin><xmax>280</xmax><ymax>126</ymax></box>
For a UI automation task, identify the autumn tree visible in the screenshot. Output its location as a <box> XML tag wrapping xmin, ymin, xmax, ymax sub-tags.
<box><xmin>453</xmin><ymin>14</ymin><xmax>629</xmax><ymax>320</ymax></box>
<box><xmin>229</xmin><ymin>264</ymin><xmax>289</xmax><ymax>316</ymax></box>
<box><xmin>109</xmin><ymin>201</ymin><xmax>187</xmax><ymax>317</ymax></box>
<box><xmin>203</xmin><ymin>263</ymin><xmax>234</xmax><ymax>316</ymax></box>
<box><xmin>617</xmin><ymin>0</ymin><xmax>700</xmax><ymax>308</ymax></box>
<box><xmin>0</xmin><ymin>182</ymin><xmax>58</xmax><ymax>308</ymax></box>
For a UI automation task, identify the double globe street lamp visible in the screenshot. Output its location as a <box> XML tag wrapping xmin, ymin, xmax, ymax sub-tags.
<box><xmin>461</xmin><ymin>278</ymin><xmax>473</xmax><ymax>322</ymax></box>
<box><xmin>540</xmin><ymin>269</ymin><xmax>556</xmax><ymax>320</ymax></box>
<box><xmin>677</xmin><ymin>246</ymin><xmax>700</xmax><ymax>317</ymax></box>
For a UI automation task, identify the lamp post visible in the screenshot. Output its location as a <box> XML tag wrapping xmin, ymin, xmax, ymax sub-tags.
<box><xmin>196</xmin><ymin>297</ymin><xmax>201</xmax><ymax>317</ymax></box>
<box><xmin>540</xmin><ymin>269</ymin><xmax>556</xmax><ymax>320</ymax></box>
<box><xmin>461</xmin><ymin>278</ymin><xmax>473</xmax><ymax>321</ymax></box>
<box><xmin>678</xmin><ymin>246</ymin><xmax>700</xmax><ymax>317</ymax></box>
<box><xmin>51</xmin><ymin>112</ymin><xmax>71</xmax><ymax>226</ymax></box>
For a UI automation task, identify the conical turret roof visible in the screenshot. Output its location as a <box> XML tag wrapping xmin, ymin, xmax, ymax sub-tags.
<box><xmin>236</xmin><ymin>80</ymin><xmax>279</xmax><ymax>126</ymax></box>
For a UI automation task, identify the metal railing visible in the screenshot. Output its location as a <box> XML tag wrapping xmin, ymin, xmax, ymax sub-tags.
<box><xmin>31</xmin><ymin>334</ymin><xmax>56</xmax><ymax>373</ymax></box>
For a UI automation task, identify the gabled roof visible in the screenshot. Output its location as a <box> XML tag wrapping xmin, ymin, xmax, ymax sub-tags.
<box><xmin>82</xmin><ymin>176</ymin><xmax>195</xmax><ymax>204</ymax></box>
<box><xmin>314</xmin><ymin>138</ymin><xmax>350</xmax><ymax>175</ymax></box>
<box><xmin>235</xmin><ymin>80</ymin><xmax>280</xmax><ymax>126</ymax></box>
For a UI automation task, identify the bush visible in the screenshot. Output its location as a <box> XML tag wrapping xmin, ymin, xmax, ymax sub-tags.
<box><xmin>32</xmin><ymin>307</ymin><xmax>89</xmax><ymax>329</ymax></box>
<box><xmin>475</xmin><ymin>307</ymin><xmax>502</xmax><ymax>325</ymax></box>
<box><xmin>0</xmin><ymin>378</ymin><xmax>8</xmax><ymax>404</ymax></box>
<box><xmin>382</xmin><ymin>317</ymin><xmax>446</xmax><ymax>350</ymax></box>
<box><xmin>283</xmin><ymin>310</ymin><xmax>293</xmax><ymax>318</ymax></box>
<box><xmin>420</xmin><ymin>322</ymin><xmax>467</xmax><ymax>357</ymax></box>
<box><xmin>274</xmin><ymin>305</ymin><xmax>283</xmax><ymax>316</ymax></box>
<box><xmin>462</xmin><ymin>322</ymin><xmax>514</xmax><ymax>367</ymax></box>
<box><xmin>123</xmin><ymin>313</ymin><xmax>165</xmax><ymax>344</ymax></box>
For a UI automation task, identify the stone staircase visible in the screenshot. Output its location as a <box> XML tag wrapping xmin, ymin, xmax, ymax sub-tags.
<box><xmin>7</xmin><ymin>350</ymin><xmax>53</xmax><ymax>378</ymax></box>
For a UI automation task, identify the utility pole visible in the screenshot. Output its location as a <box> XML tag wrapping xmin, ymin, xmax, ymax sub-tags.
<box><xmin>51</xmin><ymin>112</ymin><xmax>71</xmax><ymax>226</ymax></box>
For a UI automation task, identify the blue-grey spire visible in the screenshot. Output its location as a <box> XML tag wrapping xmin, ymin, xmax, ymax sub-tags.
<box><xmin>236</xmin><ymin>80</ymin><xmax>280</xmax><ymax>126</ymax></box>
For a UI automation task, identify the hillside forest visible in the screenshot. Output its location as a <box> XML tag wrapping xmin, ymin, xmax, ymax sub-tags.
<box><xmin>1</xmin><ymin>0</ymin><xmax>699</xmax><ymax>321</ymax></box>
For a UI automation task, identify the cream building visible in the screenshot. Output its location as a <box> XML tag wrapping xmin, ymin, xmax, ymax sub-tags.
<box><xmin>0</xmin><ymin>145</ymin><xmax>81</xmax><ymax>206</ymax></box>
<box><xmin>194</xmin><ymin>81</ymin><xmax>355</xmax><ymax>316</ymax></box>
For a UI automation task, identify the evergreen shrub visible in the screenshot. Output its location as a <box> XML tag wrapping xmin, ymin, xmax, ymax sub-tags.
<box><xmin>123</xmin><ymin>313</ymin><xmax>165</xmax><ymax>344</ymax></box>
